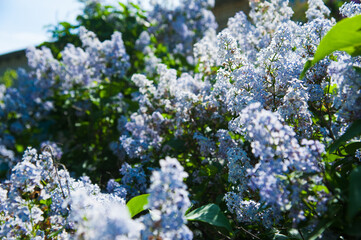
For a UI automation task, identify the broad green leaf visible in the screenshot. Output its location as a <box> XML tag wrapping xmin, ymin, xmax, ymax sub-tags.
<box><xmin>165</xmin><ymin>138</ymin><xmax>186</xmax><ymax>152</ymax></box>
<box><xmin>300</xmin><ymin>60</ymin><xmax>313</xmax><ymax>79</ymax></box>
<box><xmin>59</xmin><ymin>22</ymin><xmax>72</xmax><ymax>29</ymax></box>
<box><xmin>273</xmin><ymin>234</ymin><xmax>291</xmax><ymax>240</ymax></box>
<box><xmin>312</xmin><ymin>185</ymin><xmax>329</xmax><ymax>194</ymax></box>
<box><xmin>348</xmin><ymin>166</ymin><xmax>361</xmax><ymax>221</ymax></box>
<box><xmin>329</xmin><ymin>120</ymin><xmax>361</xmax><ymax>153</ymax></box>
<box><xmin>324</xmin><ymin>83</ymin><xmax>338</xmax><ymax>95</ymax></box>
<box><xmin>307</xmin><ymin>218</ymin><xmax>334</xmax><ymax>240</ymax></box>
<box><xmin>185</xmin><ymin>203</ymin><xmax>233</xmax><ymax>233</ymax></box>
<box><xmin>287</xmin><ymin>229</ymin><xmax>304</xmax><ymax>240</ymax></box>
<box><xmin>346</xmin><ymin>221</ymin><xmax>361</xmax><ymax>237</ymax></box>
<box><xmin>324</xmin><ymin>152</ymin><xmax>343</xmax><ymax>163</ymax></box>
<box><xmin>126</xmin><ymin>194</ymin><xmax>150</xmax><ymax>218</ymax></box>
<box><xmin>345</xmin><ymin>142</ymin><xmax>361</xmax><ymax>155</ymax></box>
<box><xmin>300</xmin><ymin>15</ymin><xmax>361</xmax><ymax>79</ymax></box>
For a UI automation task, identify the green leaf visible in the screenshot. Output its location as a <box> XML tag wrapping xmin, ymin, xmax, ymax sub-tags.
<box><xmin>324</xmin><ymin>152</ymin><xmax>343</xmax><ymax>163</ymax></box>
<box><xmin>15</xmin><ymin>144</ymin><xmax>24</xmax><ymax>153</ymax></box>
<box><xmin>273</xmin><ymin>234</ymin><xmax>291</xmax><ymax>240</ymax></box>
<box><xmin>345</xmin><ymin>142</ymin><xmax>361</xmax><ymax>155</ymax></box>
<box><xmin>99</xmin><ymin>90</ymin><xmax>107</xmax><ymax>98</ymax></box>
<box><xmin>346</xmin><ymin>221</ymin><xmax>361</xmax><ymax>237</ymax></box>
<box><xmin>312</xmin><ymin>185</ymin><xmax>329</xmax><ymax>194</ymax></box>
<box><xmin>126</xmin><ymin>194</ymin><xmax>150</xmax><ymax>218</ymax></box>
<box><xmin>300</xmin><ymin>60</ymin><xmax>313</xmax><ymax>79</ymax></box>
<box><xmin>166</xmin><ymin>138</ymin><xmax>186</xmax><ymax>152</ymax></box>
<box><xmin>329</xmin><ymin>120</ymin><xmax>361</xmax><ymax>153</ymax></box>
<box><xmin>307</xmin><ymin>218</ymin><xmax>334</xmax><ymax>240</ymax></box>
<box><xmin>324</xmin><ymin>83</ymin><xmax>338</xmax><ymax>95</ymax></box>
<box><xmin>185</xmin><ymin>203</ymin><xmax>233</xmax><ymax>233</ymax></box>
<box><xmin>59</xmin><ymin>21</ymin><xmax>72</xmax><ymax>29</ymax></box>
<box><xmin>300</xmin><ymin>15</ymin><xmax>361</xmax><ymax>79</ymax></box>
<box><xmin>348</xmin><ymin>166</ymin><xmax>361</xmax><ymax>221</ymax></box>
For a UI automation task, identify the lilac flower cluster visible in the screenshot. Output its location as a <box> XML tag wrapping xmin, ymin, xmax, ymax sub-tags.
<box><xmin>141</xmin><ymin>157</ymin><xmax>192</xmax><ymax>240</ymax></box>
<box><xmin>119</xmin><ymin>64</ymin><xmax>210</xmax><ymax>160</ymax></box>
<box><xmin>228</xmin><ymin>103</ymin><xmax>326</xmax><ymax>224</ymax></box>
<box><xmin>27</xmin><ymin>27</ymin><xmax>130</xmax><ymax>90</ymax></box>
<box><xmin>225</xmin><ymin>195</ymin><xmax>278</xmax><ymax>228</ymax></box>
<box><xmin>193</xmin><ymin>132</ymin><xmax>216</xmax><ymax>157</ymax></box>
<box><xmin>193</xmin><ymin>29</ymin><xmax>219</xmax><ymax>76</ymax></box>
<box><xmin>40</xmin><ymin>141</ymin><xmax>63</xmax><ymax>160</ymax></box>
<box><xmin>305</xmin><ymin>0</ymin><xmax>330</xmax><ymax>20</ymax></box>
<box><xmin>327</xmin><ymin>54</ymin><xmax>361</xmax><ymax>125</ymax></box>
<box><xmin>134</xmin><ymin>30</ymin><xmax>163</xmax><ymax>76</ymax></box>
<box><xmin>118</xmin><ymin>162</ymin><xmax>147</xmax><ymax>198</ymax></box>
<box><xmin>66</xmin><ymin>187</ymin><xmax>142</xmax><ymax>240</ymax></box>
<box><xmin>340</xmin><ymin>1</ymin><xmax>361</xmax><ymax>17</ymax></box>
<box><xmin>147</xmin><ymin>0</ymin><xmax>217</xmax><ymax>62</ymax></box>
<box><xmin>106</xmin><ymin>178</ymin><xmax>127</xmax><ymax>199</ymax></box>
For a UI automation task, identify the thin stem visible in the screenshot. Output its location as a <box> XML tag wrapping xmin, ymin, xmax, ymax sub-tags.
<box><xmin>237</xmin><ymin>226</ymin><xmax>261</xmax><ymax>240</ymax></box>
<box><xmin>298</xmin><ymin>228</ymin><xmax>305</xmax><ymax>240</ymax></box>
<box><xmin>217</xmin><ymin>230</ymin><xmax>231</xmax><ymax>240</ymax></box>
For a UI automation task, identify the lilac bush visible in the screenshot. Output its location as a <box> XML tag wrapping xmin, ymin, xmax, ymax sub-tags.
<box><xmin>1</xmin><ymin>0</ymin><xmax>361</xmax><ymax>239</ymax></box>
